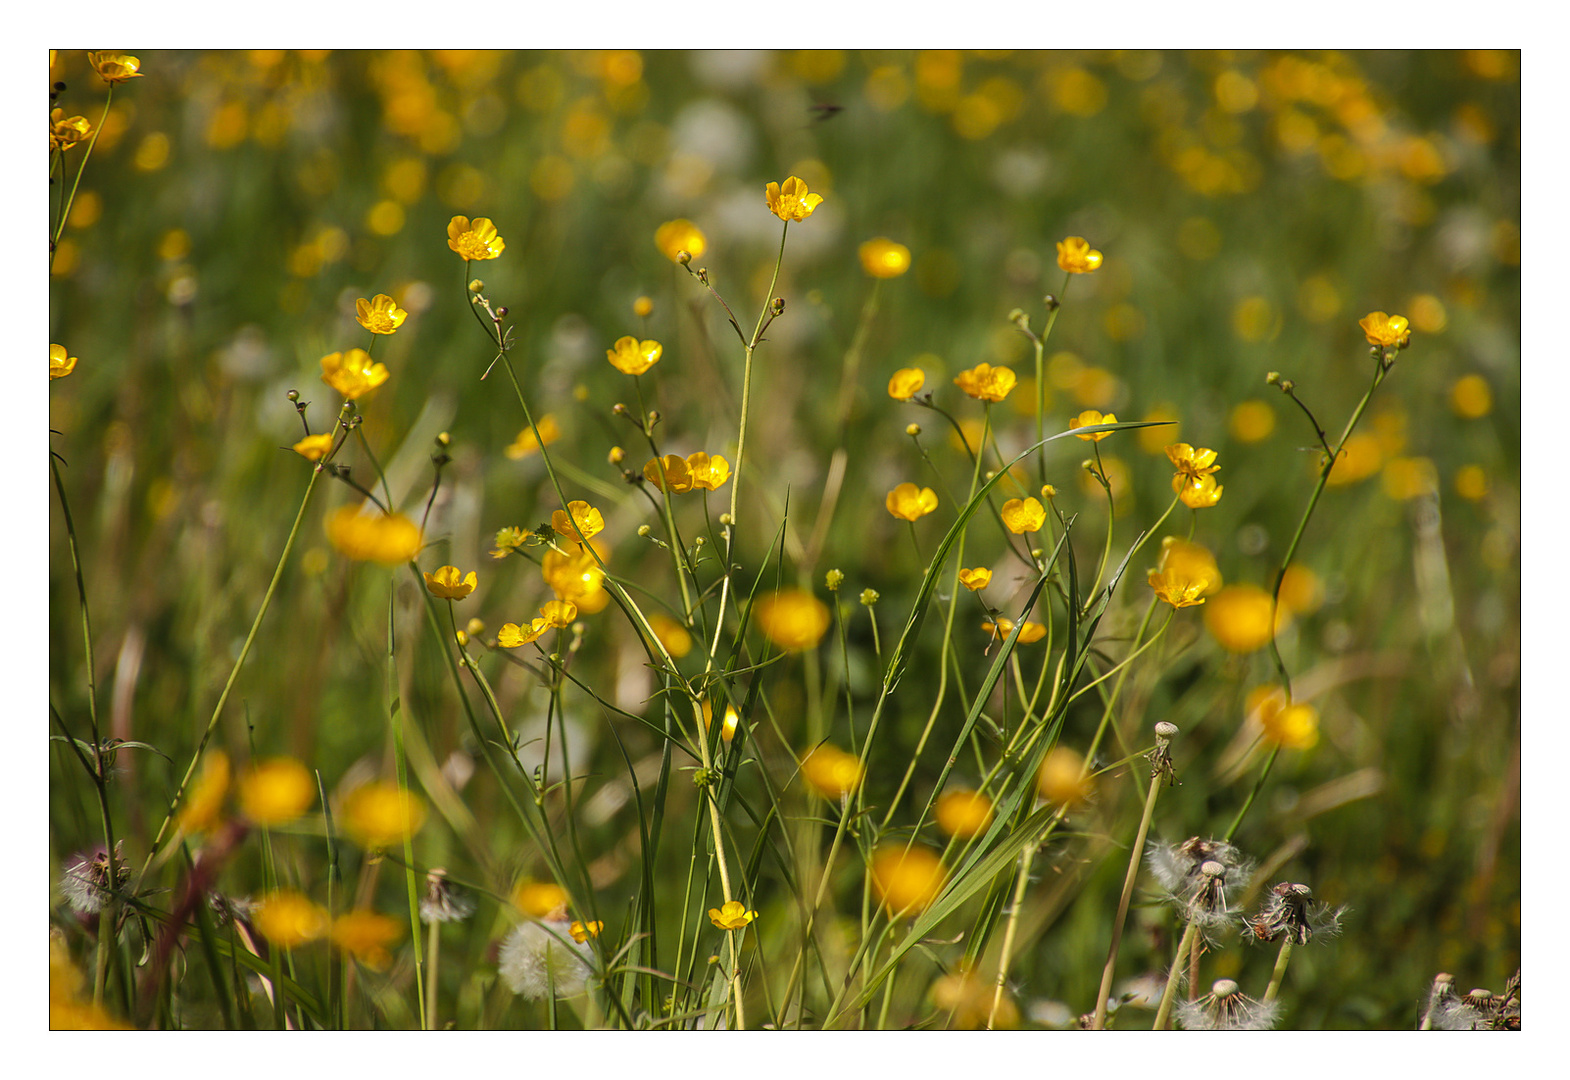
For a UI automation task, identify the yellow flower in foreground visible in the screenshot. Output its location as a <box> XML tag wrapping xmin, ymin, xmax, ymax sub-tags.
<box><xmin>330</xmin><ymin>910</ymin><xmax>402</xmax><ymax>971</ymax></box>
<box><xmin>1147</xmin><ymin>537</ymin><xmax>1221</xmax><ymax>609</ymax></box>
<box><xmin>89</xmin><ymin>53</ymin><xmax>144</xmax><ymax>84</ymax></box>
<box><xmin>424</xmin><ymin>565</ymin><xmax>478</xmax><ymax>600</ymax></box>
<box><xmin>1001</xmin><ymin>497</ymin><xmax>1046</xmax><ymax>534</ymax></box>
<box><xmin>859</xmin><ymin>237</ymin><xmax>911</xmax><ymax>278</ymax></box>
<box><xmin>1247</xmin><ymin>686</ymin><xmax>1320</xmax><ymax>750</ymax></box>
<box><xmin>982</xmin><ymin>616</ymin><xmax>1047</xmax><ymax>644</ymax></box>
<box><xmin>1070</xmin><ymin>409</ymin><xmax>1118</xmax><ymax>442</ymax></box>
<box><xmin>570</xmin><ymin>920</ymin><xmax>604</xmax><ymax>943</ymax></box>
<box><xmin>953</xmin><ymin>362</ymin><xmax>1017</xmax><ymax>403</ymax></box>
<box><xmin>326</xmin><ymin>507</ymin><xmax>423</xmax><ymax>565</ymax></box>
<box><xmin>320</xmin><ymin>348</ymin><xmax>389</xmax><ymax>401</ymax></box>
<box><xmin>447</xmin><ymin>215</ymin><xmax>505</xmax><ymax>261</ymax></box>
<box><xmin>888</xmin><ymin>367</ymin><xmax>925</xmax><ymax>401</ymax></box>
<box><xmin>50</xmin><ymin>344</ymin><xmax>77</xmax><ymax>380</ymax></box>
<box><xmin>935</xmin><ymin>789</ymin><xmax>995</xmax><ymax>839</ymax></box>
<box><xmin>646</xmin><ymin>613</ymin><xmax>693</xmax><ymax>659</ymax></box>
<box><xmin>957</xmin><ymin>567</ymin><xmax>992</xmax><ymax>591</ymax></box>
<box><xmin>505</xmin><ymin>414</ymin><xmax>561</xmax><ymax>460</ymax></box>
<box><xmin>644</xmin><ymin>454</ymin><xmax>693</xmax><ymax>494</ymax></box>
<box><xmin>254</xmin><ymin>890</ymin><xmax>328</xmax><ymax>948</ymax></box>
<box><xmin>932</xmin><ymin>964</ymin><xmax>1020</xmax><ymax>1030</ymax></box>
<box><xmin>686</xmin><ymin>451</ymin><xmax>731</xmax><ymax>491</ymax></box>
<box><xmin>765</xmin><ymin>175</ymin><xmax>824</xmax><ymax>222</ymax></box>
<box><xmin>292</xmin><ymin>433</ymin><xmax>334</xmax><ymax>462</ymax></box>
<box><xmin>50</xmin><ymin>936</ymin><xmax>132</xmax><ymax>1030</ymax></box>
<box><xmin>708</xmin><ymin>899</ymin><xmax>757</xmax><ymax>930</ymax></box>
<box><xmin>1037</xmin><ymin>746</ymin><xmax>1093</xmax><ymax>806</ymax></box>
<box><xmin>514</xmin><ymin>880</ymin><xmax>571</xmax><ymax>920</ymax></box>
<box><xmin>755</xmin><ymin>589</ymin><xmax>831</xmax><ymax>651</ymax></box>
<box><xmin>1177</xmin><ymin>473</ymin><xmax>1224</xmax><ymax>509</ymax></box>
<box><xmin>799</xmin><ymin>743</ymin><xmax>864</xmax><ymax>800</ymax></box>
<box><xmin>871</xmin><ymin>846</ymin><xmax>946</xmax><ymax>917</ymax></box>
<box><xmin>655</xmin><ymin>219</ymin><xmax>707</xmax><ymax>263</ymax></box>
<box><xmin>1359</xmin><ymin>311</ymin><xmax>1409</xmax><ymax>347</ymax></box>
<box><xmin>1056</xmin><ymin>236</ymin><xmax>1103</xmax><ymax>274</ymax></box>
<box><xmin>606</xmin><ymin>335</ymin><xmax>662</xmax><ymax>375</ymax></box>
<box><xmin>355</xmin><ymin>293</ymin><xmax>408</xmax><ymax>335</ymax></box>
<box><xmin>178</xmin><ymin>751</ymin><xmax>231</xmax><ymax>835</ymax></box>
<box><xmin>341</xmin><ymin>781</ymin><xmax>427</xmax><ymax>849</ymax></box>
<box><xmin>1203</xmin><ymin>584</ymin><xmax>1285</xmax><ymax>653</ymax></box>
<box><xmin>886</xmin><ymin>482</ymin><xmax>939</xmax><ymax>522</ymax></box>
<box><xmin>238</xmin><ymin>758</ymin><xmax>316</xmax><ymax>826</ymax></box>
<box><xmin>541</xmin><ymin>599</ymin><xmax>578</xmax><ymax>627</ymax></box>
<box><xmin>542</xmin><ymin>540</ymin><xmax>609</xmax><ymax>614</ymax></box>
<box><xmin>1166</xmin><ymin>443</ymin><xmax>1220</xmax><ymax>485</ymax></box>
<box><xmin>50</xmin><ymin>109</ymin><xmax>94</xmax><ymax>151</ymax></box>
<box><xmin>552</xmin><ymin>500</ymin><xmax>605</xmax><ymax>544</ymax></box>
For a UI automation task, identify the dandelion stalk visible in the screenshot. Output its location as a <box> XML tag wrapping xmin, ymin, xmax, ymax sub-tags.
<box><xmin>1262</xmin><ymin>938</ymin><xmax>1294</xmax><ymax>1004</ymax></box>
<box><xmin>1152</xmin><ymin>919</ymin><xmax>1199</xmax><ymax>1030</ymax></box>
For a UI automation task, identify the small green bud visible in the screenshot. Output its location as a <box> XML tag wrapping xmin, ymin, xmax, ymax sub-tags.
<box><xmin>825</xmin><ymin>569</ymin><xmax>845</xmax><ymax>592</ymax></box>
<box><xmin>859</xmin><ymin>588</ymin><xmax>880</xmax><ymax>607</ymax></box>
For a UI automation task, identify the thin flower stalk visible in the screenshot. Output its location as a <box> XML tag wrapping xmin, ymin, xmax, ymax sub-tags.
<box><xmin>51</xmin><ymin>84</ymin><xmax>117</xmax><ymax>267</ymax></box>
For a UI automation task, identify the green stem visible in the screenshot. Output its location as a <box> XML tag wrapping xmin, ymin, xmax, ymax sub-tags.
<box><xmin>1092</xmin><ymin>756</ymin><xmax>1166</xmax><ymax>1029</ymax></box>
<box><xmin>1152</xmin><ymin>920</ymin><xmax>1198</xmax><ymax>1030</ymax></box>
<box><xmin>1262</xmin><ymin>938</ymin><xmax>1294</xmax><ymax>1004</ymax></box>
<box><xmin>51</xmin><ymin>85</ymin><xmax>114</xmax><ymax>265</ymax></box>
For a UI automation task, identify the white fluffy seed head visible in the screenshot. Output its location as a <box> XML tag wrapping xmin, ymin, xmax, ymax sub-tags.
<box><xmin>497</xmin><ymin>921</ymin><xmax>593</xmax><ymax>1000</ymax></box>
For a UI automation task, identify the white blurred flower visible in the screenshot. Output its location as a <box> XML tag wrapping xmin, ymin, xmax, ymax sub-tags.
<box><xmin>498</xmin><ymin>920</ymin><xmax>593</xmax><ymax>1000</ymax></box>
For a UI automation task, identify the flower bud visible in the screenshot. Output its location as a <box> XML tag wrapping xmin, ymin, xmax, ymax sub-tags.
<box><xmin>608</xmin><ymin>446</ymin><xmax>624</xmax><ymax>464</ymax></box>
<box><xmin>1042</xmin><ymin>294</ymin><xmax>1060</xmax><ymax>311</ymax></box>
<box><xmin>771</xmin><ymin>297</ymin><xmax>785</xmax><ymax>316</ymax></box>
<box><xmin>637</xmin><ymin>524</ymin><xmax>651</xmax><ymax>537</ymax></box>
<box><xmin>859</xmin><ymin>588</ymin><xmax>880</xmax><ymax>607</ymax></box>
<box><xmin>1040</xmin><ymin>484</ymin><xmax>1056</xmax><ymax>499</ymax></box>
<box><xmin>287</xmin><ymin>389</ymin><xmax>300</xmax><ymax>402</ymax></box>
<box><xmin>905</xmin><ymin>423</ymin><xmax>921</xmax><ymax>437</ymax></box>
<box><xmin>825</xmin><ymin>569</ymin><xmax>845</xmax><ymax>592</ymax></box>
<box><xmin>436</xmin><ymin>431</ymin><xmax>451</xmax><ymax>447</ymax></box>
<box><xmin>1266</xmin><ymin>371</ymin><xmax>1281</xmax><ymax>385</ymax></box>
<box><xmin>676</xmin><ymin>250</ymin><xmax>692</xmax><ymax>265</ymax></box>
<box><xmin>468</xmin><ymin>279</ymin><xmax>485</xmax><ymax>293</ymax></box>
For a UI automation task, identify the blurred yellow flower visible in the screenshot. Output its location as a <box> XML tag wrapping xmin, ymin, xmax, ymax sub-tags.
<box><xmin>491</xmin><ymin>525</ymin><xmax>532</xmax><ymax>558</ymax></box>
<box><xmin>505</xmin><ymin>414</ymin><xmax>561</xmax><ymax>460</ymax></box>
<box><xmin>953</xmin><ymin>362</ymin><xmax>1017</xmax><ymax>403</ymax></box>
<box><xmin>255</xmin><ymin>890</ymin><xmax>328</xmax><ymax>948</ymax></box>
<box><xmin>1247</xmin><ymin>686</ymin><xmax>1320</xmax><ymax>750</ymax></box>
<box><xmin>1036</xmin><ymin>746</ymin><xmax>1092</xmax><ymax>806</ymax></box>
<box><xmin>89</xmin><ymin>53</ymin><xmax>144</xmax><ymax>84</ymax></box>
<box><xmin>514</xmin><ymin>880</ymin><xmax>570</xmax><ymax>920</ymax></box>
<box><xmin>859</xmin><ymin>237</ymin><xmax>911</xmax><ymax>278</ymax></box>
<box><xmin>754</xmin><ymin>589</ymin><xmax>831</xmax><ymax>651</ymax></box>
<box><xmin>1177</xmin><ymin>473</ymin><xmax>1224</xmax><ymax>509</ymax></box>
<box><xmin>1069</xmin><ymin>409</ymin><xmax>1118</xmax><ymax>442</ymax></box>
<box><xmin>50</xmin><ymin>936</ymin><xmax>132</xmax><ymax>1030</ymax></box>
<box><xmin>341</xmin><ymin>781</ymin><xmax>427</xmax><ymax>849</ymax></box>
<box><xmin>1000</xmin><ymin>497</ymin><xmax>1045</xmax><ymax>534</ymax></box>
<box><xmin>1277</xmin><ymin>564</ymin><xmax>1323</xmax><ymax>616</ymax></box>
<box><xmin>541</xmin><ymin>599</ymin><xmax>578</xmax><ymax>628</ymax></box>
<box><xmin>1147</xmin><ymin>537</ymin><xmax>1221</xmax><ymax>609</ymax></box>
<box><xmin>1203</xmin><ymin>584</ymin><xmax>1285</xmax><ymax>653</ymax></box>
<box><xmin>799</xmin><ymin>743</ymin><xmax>863</xmax><ymax>799</ymax></box>
<box><xmin>50</xmin><ymin>343</ymin><xmax>77</xmax><ymax>380</ymax></box>
<box><xmin>871</xmin><ymin>846</ymin><xmax>946</xmax><ymax>917</ymax></box>
<box><xmin>1454</xmin><ymin>464</ymin><xmax>1489</xmax><ymax>502</ymax></box>
<box><xmin>719</xmin><ymin>704</ymin><xmax>740</xmax><ymax>744</ymax></box>
<box><xmin>542</xmin><ymin>540</ymin><xmax>609</xmax><ymax>613</ymax></box>
<box><xmin>1325</xmin><ymin>433</ymin><xmax>1383</xmax><ymax>486</ymax></box>
<box><xmin>1449</xmin><ymin>374</ymin><xmax>1492</xmax><ymax>419</ymax></box>
<box><xmin>886</xmin><ymin>482</ymin><xmax>939</xmax><ymax>521</ymax></box>
<box><xmin>177</xmin><ymin>751</ymin><xmax>230</xmax><ymax>835</ymax></box>
<box><xmin>447</xmin><ymin>215</ymin><xmax>505</xmax><ymax>261</ymax></box>
<box><xmin>765</xmin><ymin>175</ymin><xmax>824</xmax><ymax>222</ymax></box>
<box><xmin>935</xmin><ymin>789</ymin><xmax>995</xmax><ymax>838</ymax></box>
<box><xmin>1358</xmin><ymin>311</ymin><xmax>1409</xmax><ymax>347</ymax></box>
<box><xmin>1056</xmin><ymin>236</ymin><xmax>1103</xmax><ymax>274</ymax></box>
<box><xmin>238</xmin><ymin>758</ymin><xmax>316</xmax><ymax>826</ymax></box>
<box><xmin>982</xmin><ymin>616</ymin><xmax>1047</xmax><ymax>644</ymax></box>
<box><xmin>606</xmin><ymin>335</ymin><xmax>662</xmax><ymax>375</ymax></box>
<box><xmin>708</xmin><ymin>899</ymin><xmax>757</xmax><ymax>930</ymax></box>
<box><xmin>957</xmin><ymin>567</ymin><xmax>992</xmax><ymax>591</ymax></box>
<box><xmin>320</xmin><ymin>348</ymin><xmax>389</xmax><ymax>400</ymax></box>
<box><xmin>570</xmin><ymin>920</ymin><xmax>604</xmax><ymax>943</ymax></box>
<box><xmin>888</xmin><ymin>367</ymin><xmax>925</xmax><ymax>401</ymax></box>
<box><xmin>551</xmin><ymin>500</ymin><xmax>605</xmax><ymax>544</ymax></box>
<box><xmin>686</xmin><ymin>451</ymin><xmax>731</xmax><ymax>492</ymax></box>
<box><xmin>50</xmin><ymin>109</ymin><xmax>93</xmax><ymax>151</ymax></box>
<box><xmin>423</xmin><ymin>565</ymin><xmax>477</xmax><ymax>600</ymax></box>
<box><xmin>646</xmin><ymin>613</ymin><xmax>692</xmax><ymax>659</ymax></box>
<box><xmin>1229</xmin><ymin>399</ymin><xmax>1276</xmax><ymax>443</ymax></box>
<box><xmin>655</xmin><ymin>219</ymin><xmax>706</xmax><ymax>262</ymax></box>
<box><xmin>329</xmin><ymin>910</ymin><xmax>402</xmax><ymax>971</ymax></box>
<box><xmin>932</xmin><ymin>964</ymin><xmax>1019</xmax><ymax>1030</ymax></box>
<box><xmin>326</xmin><ymin>507</ymin><xmax>423</xmax><ymax>565</ymax></box>
<box><xmin>633</xmin><ymin>296</ymin><xmax>654</xmax><ymax>318</ymax></box>
<box><xmin>355</xmin><ymin>294</ymin><xmax>407</xmax><ymax>335</ymax></box>
<box><xmin>292</xmin><ymin>433</ymin><xmax>334</xmax><ymax>461</ymax></box>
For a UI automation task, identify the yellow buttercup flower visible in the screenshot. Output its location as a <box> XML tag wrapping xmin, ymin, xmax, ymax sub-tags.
<box><xmin>50</xmin><ymin>109</ymin><xmax>93</xmax><ymax>151</ymax></box>
<box><xmin>1203</xmin><ymin>584</ymin><xmax>1285</xmax><ymax>653</ymax></box>
<box><xmin>1069</xmin><ymin>409</ymin><xmax>1118</xmax><ymax>442</ymax></box>
<box><xmin>292</xmin><ymin>434</ymin><xmax>334</xmax><ymax>462</ymax></box>
<box><xmin>505</xmin><ymin>415</ymin><xmax>561</xmax><ymax>460</ymax></box>
<box><xmin>238</xmin><ymin>758</ymin><xmax>316</xmax><ymax>826</ymax></box>
<box><xmin>325</xmin><ymin>507</ymin><xmax>423</xmax><ymax>565</ymax></box>
<box><xmin>1056</xmin><ymin>236</ymin><xmax>1103</xmax><ymax>274</ymax></box>
<box><xmin>570</xmin><ymin>920</ymin><xmax>604</xmax><ymax>943</ymax></box>
<box><xmin>1000</xmin><ymin>497</ymin><xmax>1046</xmax><ymax>534</ymax></box>
<box><xmin>953</xmin><ymin>362</ymin><xmax>1017</xmax><ymax>403</ymax></box>
<box><xmin>685</xmin><ymin>451</ymin><xmax>731</xmax><ymax>491</ymax></box>
<box><xmin>606</xmin><ymin>335</ymin><xmax>662</xmax><ymax>375</ymax></box>
<box><xmin>340</xmin><ymin>781</ymin><xmax>428</xmax><ymax>849</ymax></box>
<box><xmin>755</xmin><ymin>589</ymin><xmax>832</xmax><ymax>651</ymax></box>
<box><xmin>49</xmin><ymin>343</ymin><xmax>78</xmax><ymax>380</ymax></box>
<box><xmin>888</xmin><ymin>367</ymin><xmax>925</xmax><ymax>401</ymax></box>
<box><xmin>1166</xmin><ymin>443</ymin><xmax>1220</xmax><ymax>485</ymax></box>
<box><xmin>88</xmin><ymin>53</ymin><xmax>144</xmax><ymax>85</ymax></box>
<box><xmin>982</xmin><ymin>617</ymin><xmax>1047</xmax><ymax>644</ymax></box>
<box><xmin>633</xmin><ymin>296</ymin><xmax>654</xmax><ymax>318</ymax></box>
<box><xmin>765</xmin><ymin>175</ymin><xmax>823</xmax><ymax>222</ymax></box>
<box><xmin>447</xmin><ymin>215</ymin><xmax>505</xmax><ymax>261</ymax></box>
<box><xmin>799</xmin><ymin>743</ymin><xmax>863</xmax><ymax>799</ymax></box>
<box><xmin>320</xmin><ymin>348</ymin><xmax>389</xmax><ymax>401</ymax></box>
<box><xmin>708</xmin><ymin>899</ymin><xmax>757</xmax><ymax>930</ymax></box>
<box><xmin>491</xmin><ymin>525</ymin><xmax>532</xmax><ymax>558</ymax></box>
<box><xmin>1247</xmin><ymin>686</ymin><xmax>1320</xmax><ymax>750</ymax></box>
<box><xmin>423</xmin><ymin>565</ymin><xmax>478</xmax><ymax>600</ymax></box>
<box><xmin>177</xmin><ymin>751</ymin><xmax>230</xmax><ymax>835</ymax></box>
<box><xmin>871</xmin><ymin>846</ymin><xmax>946</xmax><ymax>917</ymax></box>
<box><xmin>1359</xmin><ymin>311</ymin><xmax>1409</xmax><ymax>347</ymax></box>
<box><xmin>551</xmin><ymin>500</ymin><xmax>605</xmax><ymax>544</ymax></box>
<box><xmin>513</xmin><ymin>880</ymin><xmax>570</xmax><ymax>920</ymax></box>
<box><xmin>644</xmin><ymin>454</ymin><xmax>693</xmax><ymax>494</ymax></box>
<box><xmin>254</xmin><ymin>890</ymin><xmax>328</xmax><ymax>949</ymax></box>
<box><xmin>355</xmin><ymin>294</ymin><xmax>408</xmax><ymax>335</ymax></box>
<box><xmin>1147</xmin><ymin>537</ymin><xmax>1221</xmax><ymax>609</ymax></box>
<box><xmin>886</xmin><ymin>482</ymin><xmax>939</xmax><ymax>521</ymax></box>
<box><xmin>859</xmin><ymin>237</ymin><xmax>911</xmax><ymax>278</ymax></box>
<box><xmin>1177</xmin><ymin>473</ymin><xmax>1224</xmax><ymax>509</ymax></box>
<box><xmin>957</xmin><ymin>567</ymin><xmax>992</xmax><ymax>591</ymax></box>
<box><xmin>329</xmin><ymin>910</ymin><xmax>402</xmax><ymax>971</ymax></box>
<box><xmin>935</xmin><ymin>789</ymin><xmax>995</xmax><ymax>838</ymax></box>
<box><xmin>497</xmin><ymin>618</ymin><xmax>550</xmax><ymax>648</ymax></box>
<box><xmin>655</xmin><ymin>219</ymin><xmax>707</xmax><ymax>263</ymax></box>
<box><xmin>1036</xmin><ymin>746</ymin><xmax>1093</xmax><ymax>807</ymax></box>
<box><xmin>540</xmin><ymin>599</ymin><xmax>578</xmax><ymax>628</ymax></box>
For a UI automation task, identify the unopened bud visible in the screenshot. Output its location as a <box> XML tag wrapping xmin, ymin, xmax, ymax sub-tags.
<box><xmin>1008</xmin><ymin>307</ymin><xmax>1027</xmax><ymax>327</ymax></box>
<box><xmin>1041</xmin><ymin>484</ymin><xmax>1056</xmax><ymax>499</ymax></box>
<box><xmin>455</xmin><ymin>630</ymin><xmax>469</xmax><ymax>646</ymax></box>
<box><xmin>287</xmin><ymin>389</ymin><xmax>300</xmax><ymax>402</ymax></box>
<box><xmin>436</xmin><ymin>431</ymin><xmax>451</xmax><ymax>447</ymax></box>
<box><xmin>466</xmin><ymin>618</ymin><xmax>486</xmax><ymax>636</ymax></box>
<box><xmin>647</xmin><ymin>410</ymin><xmax>660</xmax><ymax>425</ymax></box>
<box><xmin>468</xmin><ymin>279</ymin><xmax>485</xmax><ymax>293</ymax></box>
<box><xmin>1043</xmin><ymin>294</ymin><xmax>1060</xmax><ymax>312</ymax></box>
<box><xmin>1266</xmin><ymin>371</ymin><xmax>1281</xmax><ymax>385</ymax></box>
<box><xmin>613</xmin><ymin>403</ymin><xmax>630</xmax><ymax>416</ymax></box>
<box><xmin>905</xmin><ymin>423</ymin><xmax>921</xmax><ymax>437</ymax></box>
<box><xmin>637</xmin><ymin>524</ymin><xmax>651</xmax><ymax>537</ymax></box>
<box><xmin>608</xmin><ymin>446</ymin><xmax>624</xmax><ymax>464</ymax></box>
<box><xmin>719</xmin><ymin>513</ymin><xmax>733</xmax><ymax>526</ymax></box>
<box><xmin>496</xmin><ymin>306</ymin><xmax>509</xmax><ymax>318</ymax></box>
<box><xmin>677</xmin><ymin>250</ymin><xmax>692</xmax><ymax>266</ymax></box>
<box><xmin>694</xmin><ymin>536</ymin><xmax>705</xmax><ymax>547</ymax></box>
<box><xmin>771</xmin><ymin>297</ymin><xmax>785</xmax><ymax>316</ymax></box>
<box><xmin>1279</xmin><ymin>379</ymin><xmax>1295</xmax><ymax>393</ymax></box>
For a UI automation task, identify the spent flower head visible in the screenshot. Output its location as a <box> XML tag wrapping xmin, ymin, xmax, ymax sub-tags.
<box><xmin>420</xmin><ymin>869</ymin><xmax>475</xmax><ymax>924</ymax></box>
<box><xmin>1148</xmin><ymin>837</ymin><xmax>1254</xmax><ymax>929</ymax></box>
<box><xmin>59</xmin><ymin>843</ymin><xmax>129</xmax><ymax>914</ymax></box>
<box><xmin>498</xmin><ymin>920</ymin><xmax>592</xmax><ymax>1000</ymax></box>
<box><xmin>1243</xmin><ymin>882</ymin><xmax>1346</xmax><ymax>946</ymax></box>
<box><xmin>89</xmin><ymin>53</ymin><xmax>144</xmax><ymax>84</ymax></box>
<box><xmin>1176</xmin><ymin>979</ymin><xmax>1280</xmax><ymax>1031</ymax></box>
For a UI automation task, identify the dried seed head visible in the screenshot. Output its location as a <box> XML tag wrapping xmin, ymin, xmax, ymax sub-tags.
<box><xmin>1177</xmin><ymin>978</ymin><xmax>1281</xmax><ymax>1031</ymax></box>
<box><xmin>1244</xmin><ymin>881</ymin><xmax>1346</xmax><ymax>946</ymax></box>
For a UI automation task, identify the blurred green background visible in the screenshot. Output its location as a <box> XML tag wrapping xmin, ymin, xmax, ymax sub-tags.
<box><xmin>48</xmin><ymin>50</ymin><xmax>1519</xmax><ymax>1028</ymax></box>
